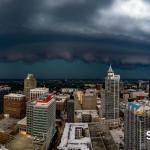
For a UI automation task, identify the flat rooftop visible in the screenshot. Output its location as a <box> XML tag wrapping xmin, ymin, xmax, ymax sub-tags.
<box><xmin>30</xmin><ymin>87</ymin><xmax>49</xmax><ymax>92</ymax></box>
<box><xmin>17</xmin><ymin>117</ymin><xmax>27</xmax><ymax>126</ymax></box>
<box><xmin>4</xmin><ymin>93</ymin><xmax>25</xmax><ymax>98</ymax></box>
<box><xmin>55</xmin><ymin>94</ymin><xmax>69</xmax><ymax>102</ymax></box>
<box><xmin>30</xmin><ymin>94</ymin><xmax>55</xmax><ymax>107</ymax></box>
<box><xmin>0</xmin><ymin>118</ymin><xmax>19</xmax><ymax>133</ymax></box>
<box><xmin>58</xmin><ymin>123</ymin><xmax>91</xmax><ymax>150</ymax></box>
<box><xmin>75</xmin><ymin>110</ymin><xmax>99</xmax><ymax>118</ymax></box>
<box><xmin>110</xmin><ymin>128</ymin><xmax>124</xmax><ymax>148</ymax></box>
<box><xmin>6</xmin><ymin>134</ymin><xmax>35</xmax><ymax>150</ymax></box>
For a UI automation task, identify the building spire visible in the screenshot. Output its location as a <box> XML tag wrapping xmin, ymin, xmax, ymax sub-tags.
<box><xmin>108</xmin><ymin>64</ymin><xmax>113</xmax><ymax>73</ymax></box>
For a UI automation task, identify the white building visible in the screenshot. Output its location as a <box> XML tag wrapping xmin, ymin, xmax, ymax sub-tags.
<box><xmin>30</xmin><ymin>87</ymin><xmax>49</xmax><ymax>101</ymax></box>
<box><xmin>101</xmin><ymin>65</ymin><xmax>120</xmax><ymax>127</ymax></box>
<box><xmin>27</xmin><ymin>94</ymin><xmax>56</xmax><ymax>149</ymax></box>
<box><xmin>58</xmin><ymin>123</ymin><xmax>91</xmax><ymax>150</ymax></box>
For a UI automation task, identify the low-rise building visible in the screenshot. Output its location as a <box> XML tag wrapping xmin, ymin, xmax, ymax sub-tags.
<box><xmin>58</xmin><ymin>123</ymin><xmax>92</xmax><ymax>150</ymax></box>
<box><xmin>30</xmin><ymin>87</ymin><xmax>49</xmax><ymax>101</ymax></box>
<box><xmin>0</xmin><ymin>116</ymin><xmax>19</xmax><ymax>144</ymax></box>
<box><xmin>75</xmin><ymin>110</ymin><xmax>100</xmax><ymax>123</ymax></box>
<box><xmin>4</xmin><ymin>93</ymin><xmax>26</xmax><ymax>119</ymax></box>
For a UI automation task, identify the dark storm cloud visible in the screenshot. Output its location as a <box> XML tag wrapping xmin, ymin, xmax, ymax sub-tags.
<box><xmin>0</xmin><ymin>0</ymin><xmax>150</xmax><ymax>66</ymax></box>
<box><xmin>1</xmin><ymin>32</ymin><xmax>150</xmax><ymax>66</ymax></box>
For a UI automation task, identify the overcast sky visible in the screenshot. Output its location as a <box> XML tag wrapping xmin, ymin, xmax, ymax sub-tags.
<box><xmin>0</xmin><ymin>0</ymin><xmax>150</xmax><ymax>79</ymax></box>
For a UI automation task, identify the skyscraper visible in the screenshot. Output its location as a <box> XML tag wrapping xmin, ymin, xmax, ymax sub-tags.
<box><xmin>125</xmin><ymin>100</ymin><xmax>150</xmax><ymax>150</ymax></box>
<box><xmin>101</xmin><ymin>65</ymin><xmax>120</xmax><ymax>127</ymax></box>
<box><xmin>24</xmin><ymin>74</ymin><xmax>37</xmax><ymax>101</ymax></box>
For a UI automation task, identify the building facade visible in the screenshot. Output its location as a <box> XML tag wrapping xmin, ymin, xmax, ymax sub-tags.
<box><xmin>101</xmin><ymin>65</ymin><xmax>120</xmax><ymax>127</ymax></box>
<box><xmin>125</xmin><ymin>101</ymin><xmax>150</xmax><ymax>150</ymax></box>
<box><xmin>24</xmin><ymin>74</ymin><xmax>37</xmax><ymax>101</ymax></box>
<box><xmin>26</xmin><ymin>94</ymin><xmax>56</xmax><ymax>149</ymax></box>
<box><xmin>82</xmin><ymin>90</ymin><xmax>97</xmax><ymax>110</ymax></box>
<box><xmin>67</xmin><ymin>99</ymin><xmax>74</xmax><ymax>123</ymax></box>
<box><xmin>4</xmin><ymin>93</ymin><xmax>26</xmax><ymax>119</ymax></box>
<box><xmin>30</xmin><ymin>87</ymin><xmax>49</xmax><ymax>101</ymax></box>
<box><xmin>0</xmin><ymin>86</ymin><xmax>11</xmax><ymax>114</ymax></box>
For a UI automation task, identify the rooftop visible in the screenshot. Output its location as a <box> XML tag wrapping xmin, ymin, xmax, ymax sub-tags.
<box><xmin>0</xmin><ymin>118</ymin><xmax>19</xmax><ymax>133</ymax></box>
<box><xmin>75</xmin><ymin>110</ymin><xmax>99</xmax><ymax>119</ymax></box>
<box><xmin>30</xmin><ymin>94</ymin><xmax>55</xmax><ymax>107</ymax></box>
<box><xmin>30</xmin><ymin>87</ymin><xmax>49</xmax><ymax>92</ymax></box>
<box><xmin>26</xmin><ymin>74</ymin><xmax>36</xmax><ymax>80</ymax></box>
<box><xmin>55</xmin><ymin>94</ymin><xmax>70</xmax><ymax>102</ymax></box>
<box><xmin>128</xmin><ymin>100</ymin><xmax>150</xmax><ymax>115</ymax></box>
<box><xmin>4</xmin><ymin>93</ymin><xmax>25</xmax><ymax>98</ymax></box>
<box><xmin>58</xmin><ymin>123</ymin><xmax>91</xmax><ymax>150</ymax></box>
<box><xmin>17</xmin><ymin>117</ymin><xmax>27</xmax><ymax>126</ymax></box>
<box><xmin>0</xmin><ymin>86</ymin><xmax>11</xmax><ymax>91</ymax></box>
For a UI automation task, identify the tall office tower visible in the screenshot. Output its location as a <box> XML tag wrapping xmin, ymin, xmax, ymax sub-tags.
<box><xmin>30</xmin><ymin>87</ymin><xmax>49</xmax><ymax>101</ymax></box>
<box><xmin>27</xmin><ymin>94</ymin><xmax>56</xmax><ymax>149</ymax></box>
<box><xmin>24</xmin><ymin>74</ymin><xmax>37</xmax><ymax>101</ymax></box>
<box><xmin>4</xmin><ymin>93</ymin><xmax>26</xmax><ymax>119</ymax></box>
<box><xmin>67</xmin><ymin>95</ymin><xmax>74</xmax><ymax>123</ymax></box>
<box><xmin>101</xmin><ymin>65</ymin><xmax>120</xmax><ymax>127</ymax></box>
<box><xmin>124</xmin><ymin>101</ymin><xmax>150</xmax><ymax>150</ymax></box>
<box><xmin>0</xmin><ymin>86</ymin><xmax>11</xmax><ymax>114</ymax></box>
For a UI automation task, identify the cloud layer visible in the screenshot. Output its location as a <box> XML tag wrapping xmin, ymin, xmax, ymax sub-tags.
<box><xmin>0</xmin><ymin>0</ymin><xmax>150</xmax><ymax>66</ymax></box>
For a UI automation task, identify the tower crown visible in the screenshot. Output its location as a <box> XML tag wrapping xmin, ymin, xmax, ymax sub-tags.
<box><xmin>108</xmin><ymin>65</ymin><xmax>114</xmax><ymax>73</ymax></box>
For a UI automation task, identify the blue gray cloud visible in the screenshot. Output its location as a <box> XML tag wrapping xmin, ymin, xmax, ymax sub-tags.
<box><xmin>0</xmin><ymin>0</ymin><xmax>150</xmax><ymax>66</ymax></box>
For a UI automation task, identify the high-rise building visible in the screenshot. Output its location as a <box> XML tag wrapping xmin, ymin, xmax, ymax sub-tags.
<box><xmin>0</xmin><ymin>86</ymin><xmax>11</xmax><ymax>114</ymax></box>
<box><xmin>24</xmin><ymin>74</ymin><xmax>37</xmax><ymax>101</ymax></box>
<box><xmin>4</xmin><ymin>93</ymin><xmax>26</xmax><ymax>119</ymax></box>
<box><xmin>26</xmin><ymin>94</ymin><xmax>56</xmax><ymax>149</ymax></box>
<box><xmin>67</xmin><ymin>96</ymin><xmax>74</xmax><ymax>123</ymax></box>
<box><xmin>30</xmin><ymin>87</ymin><xmax>49</xmax><ymax>101</ymax></box>
<box><xmin>125</xmin><ymin>100</ymin><xmax>150</xmax><ymax>150</ymax></box>
<box><xmin>101</xmin><ymin>65</ymin><xmax>120</xmax><ymax>127</ymax></box>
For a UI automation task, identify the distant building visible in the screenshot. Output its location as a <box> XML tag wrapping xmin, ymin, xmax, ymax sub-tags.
<box><xmin>30</xmin><ymin>87</ymin><xmax>49</xmax><ymax>101</ymax></box>
<box><xmin>82</xmin><ymin>89</ymin><xmax>97</xmax><ymax>110</ymax></box>
<box><xmin>55</xmin><ymin>94</ymin><xmax>69</xmax><ymax>118</ymax></box>
<box><xmin>75</xmin><ymin>110</ymin><xmax>100</xmax><ymax>123</ymax></box>
<box><xmin>26</xmin><ymin>94</ymin><xmax>56</xmax><ymax>149</ymax></box>
<box><xmin>24</xmin><ymin>74</ymin><xmax>37</xmax><ymax>101</ymax></box>
<box><xmin>4</xmin><ymin>93</ymin><xmax>26</xmax><ymax>119</ymax></box>
<box><xmin>101</xmin><ymin>65</ymin><xmax>120</xmax><ymax>127</ymax></box>
<box><xmin>0</xmin><ymin>86</ymin><xmax>11</xmax><ymax>114</ymax></box>
<box><xmin>67</xmin><ymin>97</ymin><xmax>74</xmax><ymax>123</ymax></box>
<box><xmin>124</xmin><ymin>100</ymin><xmax>150</xmax><ymax>150</ymax></box>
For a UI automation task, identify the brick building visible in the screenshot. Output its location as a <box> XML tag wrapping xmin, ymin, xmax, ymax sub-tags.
<box><xmin>4</xmin><ymin>93</ymin><xmax>26</xmax><ymax>119</ymax></box>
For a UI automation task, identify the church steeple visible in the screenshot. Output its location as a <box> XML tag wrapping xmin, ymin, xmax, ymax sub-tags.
<box><xmin>108</xmin><ymin>65</ymin><xmax>114</xmax><ymax>73</ymax></box>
